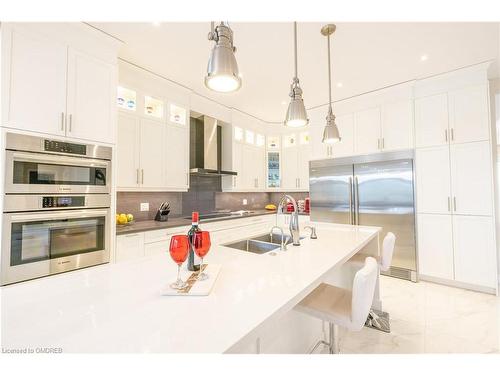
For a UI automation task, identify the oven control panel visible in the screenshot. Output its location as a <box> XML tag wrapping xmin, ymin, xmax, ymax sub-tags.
<box><xmin>42</xmin><ymin>196</ymin><xmax>85</xmax><ymax>208</ymax></box>
<box><xmin>44</xmin><ymin>140</ymin><xmax>87</xmax><ymax>155</ymax></box>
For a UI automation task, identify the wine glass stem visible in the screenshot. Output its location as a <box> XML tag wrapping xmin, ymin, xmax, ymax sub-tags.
<box><xmin>200</xmin><ymin>257</ymin><xmax>204</xmax><ymax>275</ymax></box>
<box><xmin>177</xmin><ymin>264</ymin><xmax>181</xmax><ymax>284</ymax></box>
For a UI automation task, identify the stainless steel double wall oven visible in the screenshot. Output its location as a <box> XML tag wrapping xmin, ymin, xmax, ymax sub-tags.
<box><xmin>2</xmin><ymin>133</ymin><xmax>112</xmax><ymax>285</ymax></box>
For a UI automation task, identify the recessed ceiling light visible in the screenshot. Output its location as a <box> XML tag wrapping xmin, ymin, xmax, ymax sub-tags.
<box><xmin>420</xmin><ymin>54</ymin><xmax>428</xmax><ymax>61</ymax></box>
<box><xmin>336</xmin><ymin>82</ymin><xmax>343</xmax><ymax>88</ymax></box>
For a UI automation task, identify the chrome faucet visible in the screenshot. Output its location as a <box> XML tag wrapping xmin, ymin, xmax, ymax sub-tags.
<box><xmin>304</xmin><ymin>225</ymin><xmax>318</xmax><ymax>239</ymax></box>
<box><xmin>277</xmin><ymin>194</ymin><xmax>300</xmax><ymax>246</ymax></box>
<box><xmin>270</xmin><ymin>226</ymin><xmax>288</xmax><ymax>251</ymax></box>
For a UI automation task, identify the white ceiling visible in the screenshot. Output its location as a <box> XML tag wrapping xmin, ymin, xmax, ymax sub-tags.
<box><xmin>91</xmin><ymin>22</ymin><xmax>499</xmax><ymax>123</ymax></box>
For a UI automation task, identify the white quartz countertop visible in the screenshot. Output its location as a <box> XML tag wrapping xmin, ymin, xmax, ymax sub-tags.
<box><xmin>1</xmin><ymin>222</ymin><xmax>380</xmax><ymax>353</ymax></box>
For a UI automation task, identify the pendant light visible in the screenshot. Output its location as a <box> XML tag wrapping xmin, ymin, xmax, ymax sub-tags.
<box><xmin>321</xmin><ymin>24</ymin><xmax>341</xmax><ymax>144</ymax></box>
<box><xmin>284</xmin><ymin>22</ymin><xmax>308</xmax><ymax>127</ymax></box>
<box><xmin>205</xmin><ymin>22</ymin><xmax>241</xmax><ymax>93</ymax></box>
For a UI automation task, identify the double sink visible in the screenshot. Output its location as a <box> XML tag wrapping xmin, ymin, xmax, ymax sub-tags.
<box><xmin>222</xmin><ymin>233</ymin><xmax>305</xmax><ymax>255</ymax></box>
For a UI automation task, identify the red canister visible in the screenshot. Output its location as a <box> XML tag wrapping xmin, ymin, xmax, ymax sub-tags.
<box><xmin>304</xmin><ymin>197</ymin><xmax>310</xmax><ymax>213</ymax></box>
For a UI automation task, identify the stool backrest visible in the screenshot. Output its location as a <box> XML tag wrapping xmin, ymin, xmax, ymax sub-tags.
<box><xmin>350</xmin><ymin>257</ymin><xmax>378</xmax><ymax>330</ymax></box>
<box><xmin>380</xmin><ymin>232</ymin><xmax>396</xmax><ymax>272</ymax></box>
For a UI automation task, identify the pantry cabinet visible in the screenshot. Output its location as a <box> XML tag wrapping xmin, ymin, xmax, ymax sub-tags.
<box><xmin>281</xmin><ymin>133</ymin><xmax>310</xmax><ymax>191</ymax></box>
<box><xmin>417</xmin><ymin>214</ymin><xmax>454</xmax><ymax>280</ymax></box>
<box><xmin>1</xmin><ymin>24</ymin><xmax>118</xmax><ymax>144</ymax></box>
<box><xmin>418</xmin><ymin>214</ymin><xmax>497</xmax><ymax>290</ymax></box>
<box><xmin>452</xmin><ymin>215</ymin><xmax>497</xmax><ymax>288</ymax></box>
<box><xmin>381</xmin><ymin>100</ymin><xmax>414</xmax><ymax>151</ymax></box>
<box><xmin>139</xmin><ymin>119</ymin><xmax>165</xmax><ymax>188</ymax></box>
<box><xmin>416</xmin><ymin>141</ymin><xmax>492</xmax><ymax>216</ymax></box>
<box><xmin>415</xmin><ymin>85</ymin><xmax>490</xmax><ymax>148</ymax></box>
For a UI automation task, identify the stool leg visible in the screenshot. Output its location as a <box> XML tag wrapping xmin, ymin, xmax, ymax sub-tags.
<box><xmin>328</xmin><ymin>323</ymin><xmax>340</xmax><ymax>354</ymax></box>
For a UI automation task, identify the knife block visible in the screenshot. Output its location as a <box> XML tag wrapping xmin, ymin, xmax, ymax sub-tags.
<box><xmin>154</xmin><ymin>209</ymin><xmax>170</xmax><ymax>222</ymax></box>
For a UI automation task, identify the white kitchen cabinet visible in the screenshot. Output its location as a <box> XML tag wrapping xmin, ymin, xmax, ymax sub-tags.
<box><xmin>417</xmin><ymin>214</ymin><xmax>454</xmax><ymax>280</ymax></box>
<box><xmin>66</xmin><ymin>48</ymin><xmax>116</xmax><ymax>144</ymax></box>
<box><xmin>117</xmin><ymin>112</ymin><xmax>140</xmax><ymax>188</ymax></box>
<box><xmin>450</xmin><ymin>141</ymin><xmax>493</xmax><ymax>216</ymax></box>
<box><xmin>309</xmin><ymin>123</ymin><xmax>329</xmax><ymax>160</ymax></box>
<box><xmin>140</xmin><ymin>119</ymin><xmax>165</xmax><ymax>188</ymax></box>
<box><xmin>381</xmin><ymin>100</ymin><xmax>413</xmax><ymax>151</ymax></box>
<box><xmin>241</xmin><ymin>144</ymin><xmax>265</xmax><ymax>190</ymax></box>
<box><xmin>354</xmin><ymin>107</ymin><xmax>381</xmax><ymax>155</ymax></box>
<box><xmin>330</xmin><ymin>113</ymin><xmax>354</xmax><ymax>158</ymax></box>
<box><xmin>416</xmin><ymin>146</ymin><xmax>451</xmax><ymax>214</ymax></box>
<box><xmin>297</xmin><ymin>144</ymin><xmax>310</xmax><ymax>190</ymax></box>
<box><xmin>1</xmin><ymin>24</ymin><xmax>117</xmax><ymax>144</ymax></box>
<box><xmin>165</xmin><ymin>124</ymin><xmax>189</xmax><ymax>189</ymax></box>
<box><xmin>415</xmin><ymin>93</ymin><xmax>449</xmax><ymax>148</ymax></box>
<box><xmin>452</xmin><ymin>215</ymin><xmax>497</xmax><ymax>288</ymax></box>
<box><xmin>2</xmin><ymin>27</ymin><xmax>68</xmax><ymax>136</ymax></box>
<box><xmin>282</xmin><ymin>145</ymin><xmax>299</xmax><ymax>189</ymax></box>
<box><xmin>115</xmin><ymin>232</ymin><xmax>145</xmax><ymax>262</ymax></box>
<box><xmin>448</xmin><ymin>85</ymin><xmax>489</xmax><ymax>144</ymax></box>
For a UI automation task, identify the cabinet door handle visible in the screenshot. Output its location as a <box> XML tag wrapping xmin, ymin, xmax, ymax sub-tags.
<box><xmin>61</xmin><ymin>112</ymin><xmax>65</xmax><ymax>131</ymax></box>
<box><xmin>450</xmin><ymin>128</ymin><xmax>454</xmax><ymax>141</ymax></box>
<box><xmin>445</xmin><ymin>129</ymin><xmax>448</xmax><ymax>142</ymax></box>
<box><xmin>233</xmin><ymin>176</ymin><xmax>236</xmax><ymax>188</ymax></box>
<box><xmin>453</xmin><ymin>196</ymin><xmax>457</xmax><ymax>211</ymax></box>
<box><xmin>186</xmin><ymin>173</ymin><xmax>189</xmax><ymax>186</ymax></box>
<box><xmin>382</xmin><ymin>138</ymin><xmax>385</xmax><ymax>149</ymax></box>
<box><xmin>447</xmin><ymin>197</ymin><xmax>451</xmax><ymax>212</ymax></box>
<box><xmin>136</xmin><ymin>169</ymin><xmax>140</xmax><ymax>185</ymax></box>
<box><xmin>69</xmin><ymin>114</ymin><xmax>73</xmax><ymax>133</ymax></box>
<box><xmin>141</xmin><ymin>169</ymin><xmax>144</xmax><ymax>184</ymax></box>
<box><xmin>377</xmin><ymin>138</ymin><xmax>380</xmax><ymax>149</ymax></box>
<box><xmin>298</xmin><ymin>178</ymin><xmax>301</xmax><ymax>188</ymax></box>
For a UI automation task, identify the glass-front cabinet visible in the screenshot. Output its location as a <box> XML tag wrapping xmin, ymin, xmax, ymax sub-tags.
<box><xmin>267</xmin><ymin>151</ymin><xmax>280</xmax><ymax>188</ymax></box>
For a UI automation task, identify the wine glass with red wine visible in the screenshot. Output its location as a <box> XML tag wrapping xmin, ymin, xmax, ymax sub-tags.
<box><xmin>169</xmin><ymin>235</ymin><xmax>190</xmax><ymax>289</ymax></box>
<box><xmin>193</xmin><ymin>231</ymin><xmax>211</xmax><ymax>281</ymax></box>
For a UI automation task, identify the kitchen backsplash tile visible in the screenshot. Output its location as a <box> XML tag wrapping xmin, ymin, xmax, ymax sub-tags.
<box><xmin>116</xmin><ymin>192</ymin><xmax>183</xmax><ymax>221</ymax></box>
<box><xmin>117</xmin><ymin>189</ymin><xmax>309</xmax><ymax>222</ymax></box>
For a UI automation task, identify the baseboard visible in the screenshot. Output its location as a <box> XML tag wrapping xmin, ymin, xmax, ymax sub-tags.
<box><xmin>419</xmin><ymin>274</ymin><xmax>497</xmax><ymax>295</ymax></box>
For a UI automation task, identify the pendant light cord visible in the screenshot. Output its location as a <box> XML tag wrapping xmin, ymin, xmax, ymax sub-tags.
<box><xmin>294</xmin><ymin>21</ymin><xmax>298</xmax><ymax>80</ymax></box>
<box><xmin>327</xmin><ymin>32</ymin><xmax>332</xmax><ymax>108</ymax></box>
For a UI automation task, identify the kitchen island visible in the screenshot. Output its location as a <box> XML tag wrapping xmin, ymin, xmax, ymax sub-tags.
<box><xmin>1</xmin><ymin>222</ymin><xmax>381</xmax><ymax>353</ymax></box>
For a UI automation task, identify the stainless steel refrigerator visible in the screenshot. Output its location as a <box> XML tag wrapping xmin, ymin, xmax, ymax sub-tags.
<box><xmin>309</xmin><ymin>151</ymin><xmax>417</xmax><ymax>281</ymax></box>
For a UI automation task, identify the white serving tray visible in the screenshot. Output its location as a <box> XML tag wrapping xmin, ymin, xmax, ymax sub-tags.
<box><xmin>161</xmin><ymin>264</ymin><xmax>221</xmax><ymax>296</ymax></box>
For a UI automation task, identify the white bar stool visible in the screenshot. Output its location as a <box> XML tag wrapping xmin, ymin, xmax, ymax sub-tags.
<box><xmin>295</xmin><ymin>257</ymin><xmax>379</xmax><ymax>354</ymax></box>
<box><xmin>348</xmin><ymin>232</ymin><xmax>396</xmax><ymax>331</ymax></box>
<box><xmin>349</xmin><ymin>232</ymin><xmax>396</xmax><ymax>272</ymax></box>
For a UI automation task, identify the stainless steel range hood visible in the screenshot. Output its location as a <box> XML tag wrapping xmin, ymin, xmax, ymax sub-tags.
<box><xmin>189</xmin><ymin>114</ymin><xmax>237</xmax><ymax>176</ymax></box>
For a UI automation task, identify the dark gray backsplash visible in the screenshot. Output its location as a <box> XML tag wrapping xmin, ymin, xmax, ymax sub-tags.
<box><xmin>182</xmin><ymin>174</ymin><xmax>221</xmax><ymax>214</ymax></box>
<box><xmin>117</xmin><ymin>186</ymin><xmax>309</xmax><ymax>221</ymax></box>
<box><xmin>116</xmin><ymin>191</ymin><xmax>183</xmax><ymax>221</ymax></box>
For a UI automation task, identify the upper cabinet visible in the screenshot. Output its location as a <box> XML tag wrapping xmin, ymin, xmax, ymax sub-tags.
<box><xmin>2</xmin><ymin>27</ymin><xmax>68</xmax><ymax>137</ymax></box>
<box><xmin>1</xmin><ymin>23</ymin><xmax>119</xmax><ymax>144</ymax></box>
<box><xmin>354</xmin><ymin>107</ymin><xmax>380</xmax><ymax>155</ymax></box>
<box><xmin>381</xmin><ymin>100</ymin><xmax>414</xmax><ymax>151</ymax></box>
<box><xmin>330</xmin><ymin>113</ymin><xmax>355</xmax><ymax>158</ymax></box>
<box><xmin>66</xmin><ymin>48</ymin><xmax>116</xmax><ymax>144</ymax></box>
<box><xmin>415</xmin><ymin>85</ymin><xmax>490</xmax><ymax>148</ymax></box>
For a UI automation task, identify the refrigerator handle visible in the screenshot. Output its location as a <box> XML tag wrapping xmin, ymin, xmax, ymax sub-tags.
<box><xmin>354</xmin><ymin>176</ymin><xmax>360</xmax><ymax>225</ymax></box>
<box><xmin>348</xmin><ymin>176</ymin><xmax>353</xmax><ymax>225</ymax></box>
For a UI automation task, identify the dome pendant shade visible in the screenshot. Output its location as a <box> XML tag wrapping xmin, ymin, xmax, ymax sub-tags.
<box><xmin>322</xmin><ymin>107</ymin><xmax>341</xmax><ymax>144</ymax></box>
<box><xmin>285</xmin><ymin>80</ymin><xmax>309</xmax><ymax>127</ymax></box>
<box><xmin>205</xmin><ymin>22</ymin><xmax>241</xmax><ymax>93</ymax></box>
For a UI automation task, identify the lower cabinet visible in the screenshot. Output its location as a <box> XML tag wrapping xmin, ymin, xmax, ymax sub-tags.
<box><xmin>115</xmin><ymin>232</ymin><xmax>145</xmax><ymax>262</ymax></box>
<box><xmin>417</xmin><ymin>214</ymin><xmax>454</xmax><ymax>280</ymax></box>
<box><xmin>418</xmin><ymin>213</ymin><xmax>497</xmax><ymax>290</ymax></box>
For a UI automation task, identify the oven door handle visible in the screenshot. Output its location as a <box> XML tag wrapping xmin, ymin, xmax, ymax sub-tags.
<box><xmin>9</xmin><ymin>151</ymin><xmax>110</xmax><ymax>168</ymax></box>
<box><xmin>8</xmin><ymin>209</ymin><xmax>110</xmax><ymax>222</ymax></box>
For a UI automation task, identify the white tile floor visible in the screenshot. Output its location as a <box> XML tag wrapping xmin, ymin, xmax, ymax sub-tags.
<box><xmin>338</xmin><ymin>276</ymin><xmax>500</xmax><ymax>353</ymax></box>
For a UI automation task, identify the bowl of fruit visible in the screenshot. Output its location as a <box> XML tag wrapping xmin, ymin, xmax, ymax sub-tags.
<box><xmin>116</xmin><ymin>213</ymin><xmax>134</xmax><ymax>226</ymax></box>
